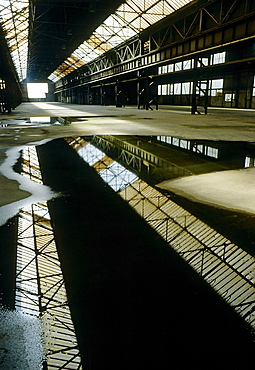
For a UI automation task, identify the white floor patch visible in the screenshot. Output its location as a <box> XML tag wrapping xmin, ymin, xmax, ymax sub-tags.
<box><xmin>157</xmin><ymin>167</ymin><xmax>255</xmax><ymax>214</ymax></box>
<box><xmin>0</xmin><ymin>140</ymin><xmax>59</xmax><ymax>226</ymax></box>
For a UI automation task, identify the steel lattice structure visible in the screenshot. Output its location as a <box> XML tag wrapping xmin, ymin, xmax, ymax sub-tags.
<box><xmin>16</xmin><ymin>145</ymin><xmax>83</xmax><ymax>369</ymax></box>
<box><xmin>67</xmin><ymin>135</ymin><xmax>255</xmax><ymax>331</ymax></box>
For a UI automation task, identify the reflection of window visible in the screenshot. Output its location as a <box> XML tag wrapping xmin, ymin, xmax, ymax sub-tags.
<box><xmin>253</xmin><ymin>76</ymin><xmax>255</xmax><ymax>96</ymax></box>
<box><xmin>206</xmin><ymin>146</ymin><xmax>218</xmax><ymax>158</ymax></box>
<box><xmin>180</xmin><ymin>139</ymin><xmax>190</xmax><ymax>150</ymax></box>
<box><xmin>172</xmin><ymin>137</ymin><xmax>179</xmax><ymax>146</ymax></box>
<box><xmin>245</xmin><ymin>157</ymin><xmax>255</xmax><ymax>168</ymax></box>
<box><xmin>193</xmin><ymin>144</ymin><xmax>203</xmax><ymax>154</ymax></box>
<box><xmin>157</xmin><ymin>136</ymin><xmax>191</xmax><ymax>151</ymax></box>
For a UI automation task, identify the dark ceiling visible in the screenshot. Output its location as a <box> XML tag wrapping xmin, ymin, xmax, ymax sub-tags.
<box><xmin>27</xmin><ymin>0</ymin><xmax>124</xmax><ymax>82</ymax></box>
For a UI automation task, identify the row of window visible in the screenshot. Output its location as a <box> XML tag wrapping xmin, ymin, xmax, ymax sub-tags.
<box><xmin>158</xmin><ymin>79</ymin><xmax>224</xmax><ymax>97</ymax></box>
<box><xmin>0</xmin><ymin>79</ymin><xmax>6</xmax><ymax>89</ymax></box>
<box><xmin>158</xmin><ymin>51</ymin><xmax>226</xmax><ymax>75</ymax></box>
<box><xmin>157</xmin><ymin>136</ymin><xmax>219</xmax><ymax>159</ymax></box>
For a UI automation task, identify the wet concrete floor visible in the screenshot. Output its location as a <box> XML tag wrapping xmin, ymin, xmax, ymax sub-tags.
<box><xmin>1</xmin><ymin>104</ymin><xmax>255</xmax><ymax>368</ymax></box>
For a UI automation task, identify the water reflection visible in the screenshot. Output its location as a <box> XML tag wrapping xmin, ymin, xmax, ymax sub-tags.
<box><xmin>1</xmin><ymin>134</ymin><xmax>255</xmax><ymax>369</ymax></box>
<box><xmin>67</xmin><ymin>136</ymin><xmax>255</xmax><ymax>328</ymax></box>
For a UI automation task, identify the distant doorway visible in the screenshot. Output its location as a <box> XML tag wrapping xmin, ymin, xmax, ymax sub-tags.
<box><xmin>27</xmin><ymin>83</ymin><xmax>48</xmax><ymax>101</ymax></box>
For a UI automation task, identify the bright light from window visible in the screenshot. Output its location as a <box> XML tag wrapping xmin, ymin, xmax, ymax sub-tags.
<box><xmin>27</xmin><ymin>83</ymin><xmax>48</xmax><ymax>99</ymax></box>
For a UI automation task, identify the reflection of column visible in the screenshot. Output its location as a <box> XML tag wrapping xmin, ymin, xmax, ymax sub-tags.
<box><xmin>0</xmin><ymin>216</ymin><xmax>18</xmax><ymax>309</ymax></box>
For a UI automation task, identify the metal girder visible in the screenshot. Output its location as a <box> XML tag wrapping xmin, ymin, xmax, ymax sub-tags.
<box><xmin>55</xmin><ymin>0</ymin><xmax>255</xmax><ymax>97</ymax></box>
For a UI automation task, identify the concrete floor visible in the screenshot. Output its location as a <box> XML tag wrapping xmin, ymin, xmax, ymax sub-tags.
<box><xmin>1</xmin><ymin>102</ymin><xmax>255</xmax><ymax>140</ymax></box>
<box><xmin>0</xmin><ymin>101</ymin><xmax>254</xmax><ymax>216</ymax></box>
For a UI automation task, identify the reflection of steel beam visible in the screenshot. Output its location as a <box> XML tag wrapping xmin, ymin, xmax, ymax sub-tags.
<box><xmin>90</xmin><ymin>135</ymin><xmax>193</xmax><ymax>182</ymax></box>
<box><xmin>15</xmin><ymin>145</ymin><xmax>83</xmax><ymax>369</ymax></box>
<box><xmin>120</xmin><ymin>178</ymin><xmax>255</xmax><ymax>329</ymax></box>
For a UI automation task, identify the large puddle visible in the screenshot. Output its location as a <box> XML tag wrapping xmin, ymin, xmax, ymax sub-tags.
<box><xmin>1</xmin><ymin>131</ymin><xmax>255</xmax><ymax>369</ymax></box>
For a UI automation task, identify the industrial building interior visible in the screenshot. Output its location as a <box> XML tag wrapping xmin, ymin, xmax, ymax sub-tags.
<box><xmin>0</xmin><ymin>0</ymin><xmax>255</xmax><ymax>369</ymax></box>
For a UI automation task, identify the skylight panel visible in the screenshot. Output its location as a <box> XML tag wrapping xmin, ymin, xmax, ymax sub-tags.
<box><xmin>87</xmin><ymin>34</ymin><xmax>112</xmax><ymax>53</ymax></box>
<box><xmin>94</xmin><ymin>13</ymin><xmax>137</xmax><ymax>47</ymax></box>
<box><xmin>145</xmin><ymin>0</ymin><xmax>159</xmax><ymax>9</ymax></box>
<box><xmin>122</xmin><ymin>0</ymin><xmax>144</xmax><ymax>13</ymax></box>
<box><xmin>116</xmin><ymin>3</ymin><xmax>140</xmax><ymax>24</ymax></box>
<box><xmin>129</xmin><ymin>16</ymin><xmax>151</xmax><ymax>31</ymax></box>
<box><xmin>73</xmin><ymin>40</ymin><xmax>103</xmax><ymax>63</ymax></box>
<box><xmin>49</xmin><ymin>0</ymin><xmax>193</xmax><ymax>81</ymax></box>
<box><xmin>0</xmin><ymin>0</ymin><xmax>29</xmax><ymax>81</ymax></box>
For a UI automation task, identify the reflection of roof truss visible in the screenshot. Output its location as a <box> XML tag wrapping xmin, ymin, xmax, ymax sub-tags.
<box><xmin>0</xmin><ymin>0</ymin><xmax>29</xmax><ymax>81</ymax></box>
<box><xmin>49</xmin><ymin>0</ymin><xmax>193</xmax><ymax>82</ymax></box>
<box><xmin>66</xmin><ymin>136</ymin><xmax>138</xmax><ymax>192</ymax></box>
<box><xmin>91</xmin><ymin>135</ymin><xmax>193</xmax><ymax>181</ymax></box>
<box><xmin>119</xmin><ymin>179</ymin><xmax>255</xmax><ymax>329</ymax></box>
<box><xmin>66</xmin><ymin>136</ymin><xmax>255</xmax><ymax>329</ymax></box>
<box><xmin>17</xmin><ymin>145</ymin><xmax>83</xmax><ymax>368</ymax></box>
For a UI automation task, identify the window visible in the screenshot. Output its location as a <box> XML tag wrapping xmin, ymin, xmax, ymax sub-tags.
<box><xmin>225</xmin><ymin>93</ymin><xmax>235</xmax><ymax>102</ymax></box>
<box><xmin>174</xmin><ymin>83</ymin><xmax>181</xmax><ymax>94</ymax></box>
<box><xmin>210</xmin><ymin>79</ymin><xmax>224</xmax><ymax>96</ymax></box>
<box><xmin>183</xmin><ymin>59</ymin><xmax>193</xmax><ymax>70</ymax></box>
<box><xmin>175</xmin><ymin>62</ymin><xmax>182</xmax><ymax>71</ymax></box>
<box><xmin>158</xmin><ymin>84</ymin><xmax>174</xmax><ymax>95</ymax></box>
<box><xmin>0</xmin><ymin>79</ymin><xmax>5</xmax><ymax>89</ymax></box>
<box><xmin>197</xmin><ymin>57</ymin><xmax>209</xmax><ymax>67</ymax></box>
<box><xmin>196</xmin><ymin>81</ymin><xmax>208</xmax><ymax>96</ymax></box>
<box><xmin>162</xmin><ymin>84</ymin><xmax>167</xmax><ymax>95</ymax></box>
<box><xmin>211</xmin><ymin>51</ymin><xmax>226</xmax><ymax>65</ymax></box>
<box><xmin>168</xmin><ymin>64</ymin><xmax>174</xmax><ymax>73</ymax></box>
<box><xmin>253</xmin><ymin>76</ymin><xmax>255</xmax><ymax>96</ymax></box>
<box><xmin>162</xmin><ymin>65</ymin><xmax>168</xmax><ymax>74</ymax></box>
<box><xmin>182</xmin><ymin>82</ymin><xmax>191</xmax><ymax>94</ymax></box>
